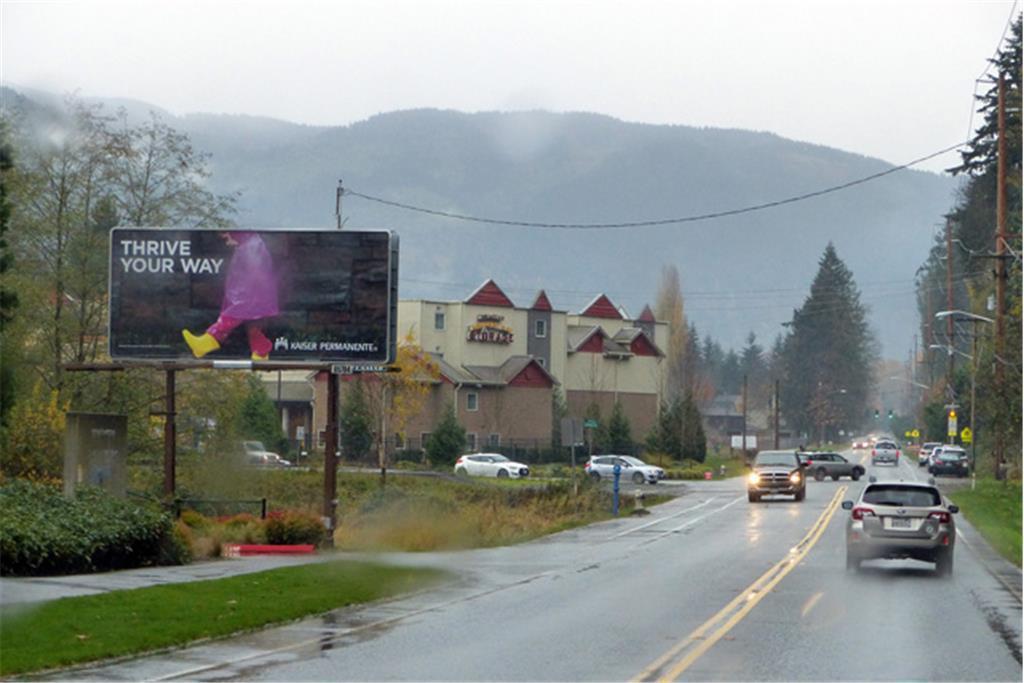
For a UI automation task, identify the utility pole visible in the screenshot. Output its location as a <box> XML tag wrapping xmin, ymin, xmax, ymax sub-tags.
<box><xmin>741</xmin><ymin>374</ymin><xmax>748</xmax><ymax>454</ymax></box>
<box><xmin>336</xmin><ymin>179</ymin><xmax>345</xmax><ymax>230</ymax></box>
<box><xmin>945</xmin><ymin>217</ymin><xmax>955</xmax><ymax>396</ymax></box>
<box><xmin>773</xmin><ymin>379</ymin><xmax>780</xmax><ymax>449</ymax></box>
<box><xmin>323</xmin><ymin>371</ymin><xmax>339</xmax><ymax>546</ymax></box>
<box><xmin>994</xmin><ymin>73</ymin><xmax>1007</xmax><ymax>478</ymax></box>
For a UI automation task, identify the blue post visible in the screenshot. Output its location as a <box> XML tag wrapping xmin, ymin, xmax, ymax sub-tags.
<box><xmin>613</xmin><ymin>463</ymin><xmax>621</xmax><ymax>516</ymax></box>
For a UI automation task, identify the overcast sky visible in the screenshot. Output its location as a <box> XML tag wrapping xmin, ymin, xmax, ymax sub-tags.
<box><xmin>2</xmin><ymin>0</ymin><xmax>1019</xmax><ymax>172</ymax></box>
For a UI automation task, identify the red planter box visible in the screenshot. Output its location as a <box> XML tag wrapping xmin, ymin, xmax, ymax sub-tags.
<box><xmin>222</xmin><ymin>544</ymin><xmax>316</xmax><ymax>557</ymax></box>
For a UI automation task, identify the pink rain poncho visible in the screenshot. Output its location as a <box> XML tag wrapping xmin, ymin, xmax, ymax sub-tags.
<box><xmin>219</xmin><ymin>232</ymin><xmax>279</xmax><ymax>320</ymax></box>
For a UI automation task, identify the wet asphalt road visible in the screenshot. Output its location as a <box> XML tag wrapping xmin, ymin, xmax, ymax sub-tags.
<box><xmin>48</xmin><ymin>451</ymin><xmax>1022</xmax><ymax>682</ymax></box>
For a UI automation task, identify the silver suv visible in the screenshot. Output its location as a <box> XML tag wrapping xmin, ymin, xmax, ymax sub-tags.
<box><xmin>842</xmin><ymin>480</ymin><xmax>958</xmax><ymax>575</ymax></box>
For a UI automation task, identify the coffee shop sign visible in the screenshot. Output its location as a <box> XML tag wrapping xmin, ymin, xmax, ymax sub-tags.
<box><xmin>467</xmin><ymin>314</ymin><xmax>514</xmax><ymax>345</ymax></box>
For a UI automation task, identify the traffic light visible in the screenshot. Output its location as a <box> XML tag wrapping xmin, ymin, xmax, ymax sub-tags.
<box><xmin>887</xmin><ymin>409</ymin><xmax>894</xmax><ymax>420</ymax></box>
<box><xmin>948</xmin><ymin>409</ymin><xmax>957</xmax><ymax>419</ymax></box>
<box><xmin>873</xmin><ymin>409</ymin><xmax>880</xmax><ymax>419</ymax></box>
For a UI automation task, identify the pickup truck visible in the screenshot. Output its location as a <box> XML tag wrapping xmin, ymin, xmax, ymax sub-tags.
<box><xmin>871</xmin><ymin>440</ymin><xmax>901</xmax><ymax>466</ymax></box>
<box><xmin>747</xmin><ymin>450</ymin><xmax>806</xmax><ymax>502</ymax></box>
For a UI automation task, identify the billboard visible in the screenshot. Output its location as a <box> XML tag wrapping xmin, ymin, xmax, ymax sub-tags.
<box><xmin>109</xmin><ymin>228</ymin><xmax>397</xmax><ymax>363</ymax></box>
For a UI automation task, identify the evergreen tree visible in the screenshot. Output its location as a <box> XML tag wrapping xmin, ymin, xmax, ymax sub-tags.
<box><xmin>239</xmin><ymin>375</ymin><xmax>286</xmax><ymax>454</ymax></box>
<box><xmin>647</xmin><ymin>398</ymin><xmax>683</xmax><ymax>460</ymax></box>
<box><xmin>606</xmin><ymin>401</ymin><xmax>633</xmax><ymax>453</ymax></box>
<box><xmin>0</xmin><ymin>119</ymin><xmax>17</xmax><ymax>427</ymax></box>
<box><xmin>680</xmin><ymin>389</ymin><xmax>707</xmax><ymax>463</ymax></box>
<box><xmin>341</xmin><ymin>378</ymin><xmax>374</xmax><ymax>462</ymax></box>
<box><xmin>551</xmin><ymin>386</ymin><xmax>568</xmax><ymax>451</ymax></box>
<box><xmin>425</xmin><ymin>403</ymin><xmax>466</xmax><ymax>466</ymax></box>
<box><xmin>781</xmin><ymin>243</ymin><xmax>874</xmax><ymax>440</ymax></box>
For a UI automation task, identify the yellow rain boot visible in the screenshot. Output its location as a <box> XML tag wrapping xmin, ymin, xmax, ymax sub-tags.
<box><xmin>251</xmin><ymin>352</ymin><xmax>268</xmax><ymax>361</ymax></box>
<box><xmin>182</xmin><ymin>330</ymin><xmax>220</xmax><ymax>358</ymax></box>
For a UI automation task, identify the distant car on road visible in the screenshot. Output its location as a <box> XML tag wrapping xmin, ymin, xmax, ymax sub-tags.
<box><xmin>585</xmin><ymin>455</ymin><xmax>664</xmax><ymax>484</ymax></box>
<box><xmin>747</xmin><ymin>450</ymin><xmax>806</xmax><ymax>502</ymax></box>
<box><xmin>243</xmin><ymin>441</ymin><xmax>293</xmax><ymax>468</ymax></box>
<box><xmin>852</xmin><ymin>437</ymin><xmax>871</xmax><ymax>449</ymax></box>
<box><xmin>843</xmin><ymin>480</ymin><xmax>958</xmax><ymax>575</ymax></box>
<box><xmin>454</xmin><ymin>453</ymin><xmax>530</xmax><ymax>479</ymax></box>
<box><xmin>929</xmin><ymin>446</ymin><xmax>969</xmax><ymax>477</ymax></box>
<box><xmin>871</xmin><ymin>440</ymin><xmax>900</xmax><ymax>466</ymax></box>
<box><xmin>919</xmin><ymin>442</ymin><xmax>942</xmax><ymax>467</ymax></box>
<box><xmin>803</xmin><ymin>452</ymin><xmax>865</xmax><ymax>481</ymax></box>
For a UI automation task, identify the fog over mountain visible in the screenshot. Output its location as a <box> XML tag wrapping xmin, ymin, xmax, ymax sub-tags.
<box><xmin>5</xmin><ymin>87</ymin><xmax>959</xmax><ymax>358</ymax></box>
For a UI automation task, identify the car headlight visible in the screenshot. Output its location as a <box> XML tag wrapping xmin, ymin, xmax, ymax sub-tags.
<box><xmin>789</xmin><ymin>472</ymin><xmax>802</xmax><ymax>484</ymax></box>
<box><xmin>748</xmin><ymin>472</ymin><xmax>760</xmax><ymax>485</ymax></box>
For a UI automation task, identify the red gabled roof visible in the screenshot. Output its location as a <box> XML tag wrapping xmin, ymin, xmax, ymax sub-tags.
<box><xmin>638</xmin><ymin>304</ymin><xmax>656</xmax><ymax>323</ymax></box>
<box><xmin>630</xmin><ymin>333</ymin><xmax>661</xmax><ymax>357</ymax></box>
<box><xmin>580</xmin><ymin>294</ymin><xmax>622</xmax><ymax>319</ymax></box>
<box><xmin>508</xmin><ymin>359</ymin><xmax>556</xmax><ymax>388</ymax></box>
<box><xmin>466</xmin><ymin>279</ymin><xmax>515</xmax><ymax>308</ymax></box>
<box><xmin>531</xmin><ymin>290</ymin><xmax>553</xmax><ymax>311</ymax></box>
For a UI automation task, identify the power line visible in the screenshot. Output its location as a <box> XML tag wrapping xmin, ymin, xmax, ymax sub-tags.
<box><xmin>964</xmin><ymin>2</ymin><xmax>1021</xmax><ymax>145</ymax></box>
<box><xmin>344</xmin><ymin>143</ymin><xmax>966</xmax><ymax>230</ymax></box>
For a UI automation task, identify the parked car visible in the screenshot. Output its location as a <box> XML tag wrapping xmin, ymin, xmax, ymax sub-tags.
<box><xmin>747</xmin><ymin>450</ymin><xmax>806</xmax><ymax>502</ymax></box>
<box><xmin>243</xmin><ymin>441</ymin><xmax>292</xmax><ymax>467</ymax></box>
<box><xmin>585</xmin><ymin>455</ymin><xmax>664</xmax><ymax>484</ymax></box>
<box><xmin>454</xmin><ymin>453</ymin><xmax>530</xmax><ymax>479</ymax></box>
<box><xmin>803</xmin><ymin>452</ymin><xmax>865</xmax><ymax>481</ymax></box>
<box><xmin>843</xmin><ymin>480</ymin><xmax>957</xmax><ymax>575</ymax></box>
<box><xmin>929</xmin><ymin>446</ymin><xmax>969</xmax><ymax>477</ymax></box>
<box><xmin>919</xmin><ymin>442</ymin><xmax>942</xmax><ymax>467</ymax></box>
<box><xmin>871</xmin><ymin>440</ymin><xmax>901</xmax><ymax>466</ymax></box>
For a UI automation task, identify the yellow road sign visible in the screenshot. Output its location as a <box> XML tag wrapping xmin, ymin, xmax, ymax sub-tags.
<box><xmin>961</xmin><ymin>427</ymin><xmax>973</xmax><ymax>444</ymax></box>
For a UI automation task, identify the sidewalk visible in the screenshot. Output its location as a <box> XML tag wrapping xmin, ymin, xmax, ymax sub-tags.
<box><xmin>0</xmin><ymin>553</ymin><xmax>330</xmax><ymax>607</ymax></box>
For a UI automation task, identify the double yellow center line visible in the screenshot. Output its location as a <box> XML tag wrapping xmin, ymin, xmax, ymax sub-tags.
<box><xmin>633</xmin><ymin>485</ymin><xmax>847</xmax><ymax>682</ymax></box>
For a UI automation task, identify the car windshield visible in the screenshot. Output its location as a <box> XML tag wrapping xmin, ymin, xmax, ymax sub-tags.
<box><xmin>940</xmin><ymin>453</ymin><xmax>964</xmax><ymax>461</ymax></box>
<box><xmin>754</xmin><ymin>453</ymin><xmax>798</xmax><ymax>467</ymax></box>
<box><xmin>243</xmin><ymin>441</ymin><xmax>265</xmax><ymax>451</ymax></box>
<box><xmin>863</xmin><ymin>485</ymin><xmax>941</xmax><ymax>507</ymax></box>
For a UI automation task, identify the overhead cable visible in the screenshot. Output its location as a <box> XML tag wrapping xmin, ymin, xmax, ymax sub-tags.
<box><xmin>344</xmin><ymin>143</ymin><xmax>967</xmax><ymax>230</ymax></box>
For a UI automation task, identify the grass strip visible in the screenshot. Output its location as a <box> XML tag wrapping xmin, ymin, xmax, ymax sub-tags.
<box><xmin>949</xmin><ymin>479</ymin><xmax>1022</xmax><ymax>567</ymax></box>
<box><xmin>0</xmin><ymin>560</ymin><xmax>447</xmax><ymax>676</ymax></box>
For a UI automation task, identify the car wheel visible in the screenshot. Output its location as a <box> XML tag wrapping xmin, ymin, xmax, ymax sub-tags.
<box><xmin>590</xmin><ymin>471</ymin><xmax>602</xmax><ymax>482</ymax></box>
<box><xmin>632</xmin><ymin>472</ymin><xmax>644</xmax><ymax>485</ymax></box>
<box><xmin>851</xmin><ymin>469</ymin><xmax>862</xmax><ymax>481</ymax></box>
<box><xmin>846</xmin><ymin>553</ymin><xmax>860</xmax><ymax>573</ymax></box>
<box><xmin>935</xmin><ymin>548</ymin><xmax>954</xmax><ymax>577</ymax></box>
<box><xmin>497</xmin><ymin>469</ymin><xmax>509</xmax><ymax>478</ymax></box>
<box><xmin>748</xmin><ymin>491</ymin><xmax>760</xmax><ymax>503</ymax></box>
<box><xmin>455</xmin><ymin>467</ymin><xmax>468</xmax><ymax>478</ymax></box>
<box><xmin>814</xmin><ymin>468</ymin><xmax>826</xmax><ymax>482</ymax></box>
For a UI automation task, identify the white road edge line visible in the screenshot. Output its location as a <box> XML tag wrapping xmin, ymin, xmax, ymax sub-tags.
<box><xmin>608</xmin><ymin>498</ymin><xmax>716</xmax><ymax>539</ymax></box>
<box><xmin>637</xmin><ymin>495</ymin><xmax>746</xmax><ymax>546</ymax></box>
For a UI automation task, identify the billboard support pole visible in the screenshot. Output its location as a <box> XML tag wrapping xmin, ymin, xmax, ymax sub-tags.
<box><xmin>323</xmin><ymin>371</ymin><xmax>340</xmax><ymax>546</ymax></box>
<box><xmin>163</xmin><ymin>369</ymin><xmax>177</xmax><ymax>501</ymax></box>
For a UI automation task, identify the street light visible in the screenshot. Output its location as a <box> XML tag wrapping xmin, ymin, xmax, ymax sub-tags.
<box><xmin>934</xmin><ymin>310</ymin><xmax>994</xmax><ymax>478</ymax></box>
<box><xmin>928</xmin><ymin>344</ymin><xmax>974</xmax><ymax>362</ymax></box>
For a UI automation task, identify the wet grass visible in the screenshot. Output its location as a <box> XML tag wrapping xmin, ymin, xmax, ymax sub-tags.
<box><xmin>949</xmin><ymin>478</ymin><xmax>1022</xmax><ymax>567</ymax></box>
<box><xmin>0</xmin><ymin>560</ymin><xmax>447</xmax><ymax>676</ymax></box>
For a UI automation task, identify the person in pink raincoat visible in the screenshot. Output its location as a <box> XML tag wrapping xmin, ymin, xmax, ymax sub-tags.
<box><xmin>182</xmin><ymin>232</ymin><xmax>279</xmax><ymax>360</ymax></box>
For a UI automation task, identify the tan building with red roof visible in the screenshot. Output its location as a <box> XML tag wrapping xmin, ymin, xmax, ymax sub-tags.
<box><xmin>395</xmin><ymin>280</ymin><xmax>668</xmax><ymax>452</ymax></box>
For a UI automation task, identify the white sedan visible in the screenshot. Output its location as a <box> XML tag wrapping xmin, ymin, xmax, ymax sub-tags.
<box><xmin>454</xmin><ymin>453</ymin><xmax>530</xmax><ymax>479</ymax></box>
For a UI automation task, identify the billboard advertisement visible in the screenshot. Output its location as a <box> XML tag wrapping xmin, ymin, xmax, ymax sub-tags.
<box><xmin>109</xmin><ymin>228</ymin><xmax>397</xmax><ymax>363</ymax></box>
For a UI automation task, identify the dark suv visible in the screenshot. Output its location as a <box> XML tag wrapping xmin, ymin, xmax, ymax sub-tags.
<box><xmin>747</xmin><ymin>450</ymin><xmax>806</xmax><ymax>502</ymax></box>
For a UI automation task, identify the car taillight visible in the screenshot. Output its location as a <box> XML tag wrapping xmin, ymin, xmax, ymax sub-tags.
<box><xmin>852</xmin><ymin>507</ymin><xmax>876</xmax><ymax>521</ymax></box>
<box><xmin>456</xmin><ymin>457</ymin><xmax>464</xmax><ymax>464</ymax></box>
<box><xmin>872</xmin><ymin>449</ymin><xmax>876</xmax><ymax>456</ymax></box>
<box><xmin>928</xmin><ymin>511</ymin><xmax>951</xmax><ymax>524</ymax></box>
<box><xmin>584</xmin><ymin>462</ymin><xmax>590</xmax><ymax>470</ymax></box>
<box><xmin>896</xmin><ymin>451</ymin><xmax>901</xmax><ymax>458</ymax></box>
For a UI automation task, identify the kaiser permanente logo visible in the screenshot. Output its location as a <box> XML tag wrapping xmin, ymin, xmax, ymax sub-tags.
<box><xmin>273</xmin><ymin>338</ymin><xmax>378</xmax><ymax>353</ymax></box>
<box><xmin>467</xmin><ymin>314</ymin><xmax>514</xmax><ymax>345</ymax></box>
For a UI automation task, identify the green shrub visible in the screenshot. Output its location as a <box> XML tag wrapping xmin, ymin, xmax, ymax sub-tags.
<box><xmin>265</xmin><ymin>509</ymin><xmax>325</xmax><ymax>545</ymax></box>
<box><xmin>0</xmin><ymin>480</ymin><xmax>184</xmax><ymax>576</ymax></box>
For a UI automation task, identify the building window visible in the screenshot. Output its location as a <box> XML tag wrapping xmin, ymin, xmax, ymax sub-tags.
<box><xmin>536</xmin><ymin>357</ymin><xmax>546</xmax><ymax>368</ymax></box>
<box><xmin>420</xmin><ymin>432</ymin><xmax>431</xmax><ymax>449</ymax></box>
<box><xmin>535</xmin><ymin>319</ymin><xmax>547</xmax><ymax>338</ymax></box>
<box><xmin>467</xmin><ymin>433</ymin><xmax>478</xmax><ymax>451</ymax></box>
<box><xmin>434</xmin><ymin>311</ymin><xmax>445</xmax><ymax>330</ymax></box>
<box><xmin>488</xmin><ymin>433</ymin><xmax>501</xmax><ymax>448</ymax></box>
<box><xmin>467</xmin><ymin>392</ymin><xmax>479</xmax><ymax>412</ymax></box>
